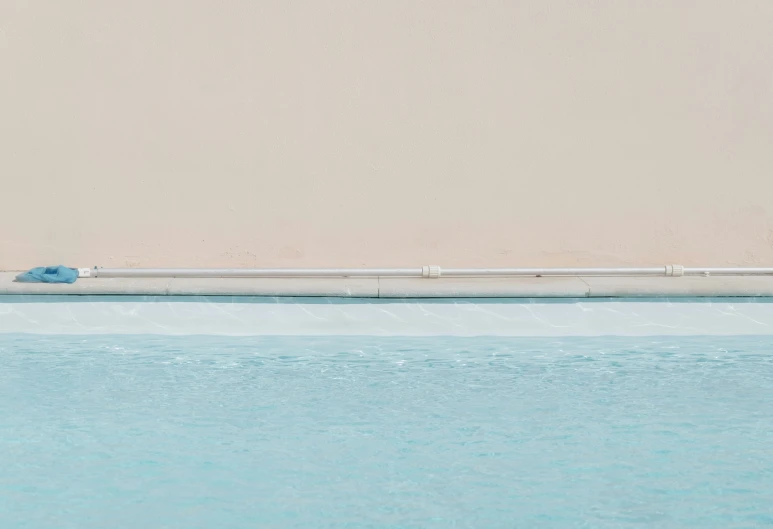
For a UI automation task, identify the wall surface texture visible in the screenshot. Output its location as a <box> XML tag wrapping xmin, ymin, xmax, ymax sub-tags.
<box><xmin>2</xmin><ymin>1</ymin><xmax>773</xmax><ymax>270</ymax></box>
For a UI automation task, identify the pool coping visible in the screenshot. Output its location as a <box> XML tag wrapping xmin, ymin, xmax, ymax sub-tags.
<box><xmin>3</xmin><ymin>272</ymin><xmax>773</xmax><ymax>298</ymax></box>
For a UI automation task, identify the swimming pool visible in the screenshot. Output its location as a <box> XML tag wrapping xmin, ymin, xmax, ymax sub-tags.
<box><xmin>1</xmin><ymin>299</ymin><xmax>772</xmax><ymax>527</ymax></box>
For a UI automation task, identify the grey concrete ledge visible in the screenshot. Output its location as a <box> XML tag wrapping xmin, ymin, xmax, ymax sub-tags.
<box><xmin>3</xmin><ymin>272</ymin><xmax>773</xmax><ymax>298</ymax></box>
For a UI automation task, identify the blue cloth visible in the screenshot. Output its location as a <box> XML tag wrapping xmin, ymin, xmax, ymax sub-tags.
<box><xmin>15</xmin><ymin>266</ymin><xmax>79</xmax><ymax>284</ymax></box>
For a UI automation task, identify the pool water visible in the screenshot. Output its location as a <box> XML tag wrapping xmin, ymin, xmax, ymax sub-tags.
<box><xmin>1</xmin><ymin>334</ymin><xmax>772</xmax><ymax>528</ymax></box>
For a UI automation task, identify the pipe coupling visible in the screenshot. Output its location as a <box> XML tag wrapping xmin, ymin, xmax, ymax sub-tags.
<box><xmin>422</xmin><ymin>265</ymin><xmax>442</xmax><ymax>279</ymax></box>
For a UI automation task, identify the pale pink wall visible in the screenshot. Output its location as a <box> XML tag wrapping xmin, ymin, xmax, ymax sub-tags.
<box><xmin>2</xmin><ymin>1</ymin><xmax>773</xmax><ymax>270</ymax></box>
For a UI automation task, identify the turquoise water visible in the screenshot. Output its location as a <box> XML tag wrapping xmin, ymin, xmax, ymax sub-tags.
<box><xmin>1</xmin><ymin>335</ymin><xmax>772</xmax><ymax>528</ymax></box>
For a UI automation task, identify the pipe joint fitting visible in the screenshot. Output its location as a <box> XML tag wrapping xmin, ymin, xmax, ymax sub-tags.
<box><xmin>422</xmin><ymin>265</ymin><xmax>442</xmax><ymax>279</ymax></box>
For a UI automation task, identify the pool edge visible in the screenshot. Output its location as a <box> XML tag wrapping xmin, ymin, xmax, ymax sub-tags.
<box><xmin>3</xmin><ymin>272</ymin><xmax>773</xmax><ymax>298</ymax></box>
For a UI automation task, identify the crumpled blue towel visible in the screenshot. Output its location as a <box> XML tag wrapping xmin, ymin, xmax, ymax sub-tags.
<box><xmin>15</xmin><ymin>266</ymin><xmax>79</xmax><ymax>284</ymax></box>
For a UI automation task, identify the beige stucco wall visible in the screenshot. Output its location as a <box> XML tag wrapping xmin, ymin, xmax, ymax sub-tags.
<box><xmin>2</xmin><ymin>1</ymin><xmax>773</xmax><ymax>270</ymax></box>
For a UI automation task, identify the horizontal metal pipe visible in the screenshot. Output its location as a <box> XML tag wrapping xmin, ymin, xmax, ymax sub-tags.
<box><xmin>90</xmin><ymin>266</ymin><xmax>773</xmax><ymax>278</ymax></box>
<box><xmin>93</xmin><ymin>268</ymin><xmax>424</xmax><ymax>278</ymax></box>
<box><xmin>441</xmin><ymin>268</ymin><xmax>666</xmax><ymax>277</ymax></box>
<box><xmin>683</xmin><ymin>268</ymin><xmax>773</xmax><ymax>276</ymax></box>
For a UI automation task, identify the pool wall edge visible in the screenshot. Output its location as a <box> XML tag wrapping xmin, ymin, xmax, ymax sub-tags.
<box><xmin>3</xmin><ymin>272</ymin><xmax>773</xmax><ymax>298</ymax></box>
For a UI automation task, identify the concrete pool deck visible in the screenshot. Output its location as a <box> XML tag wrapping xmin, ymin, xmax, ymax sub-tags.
<box><xmin>3</xmin><ymin>272</ymin><xmax>773</xmax><ymax>298</ymax></box>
